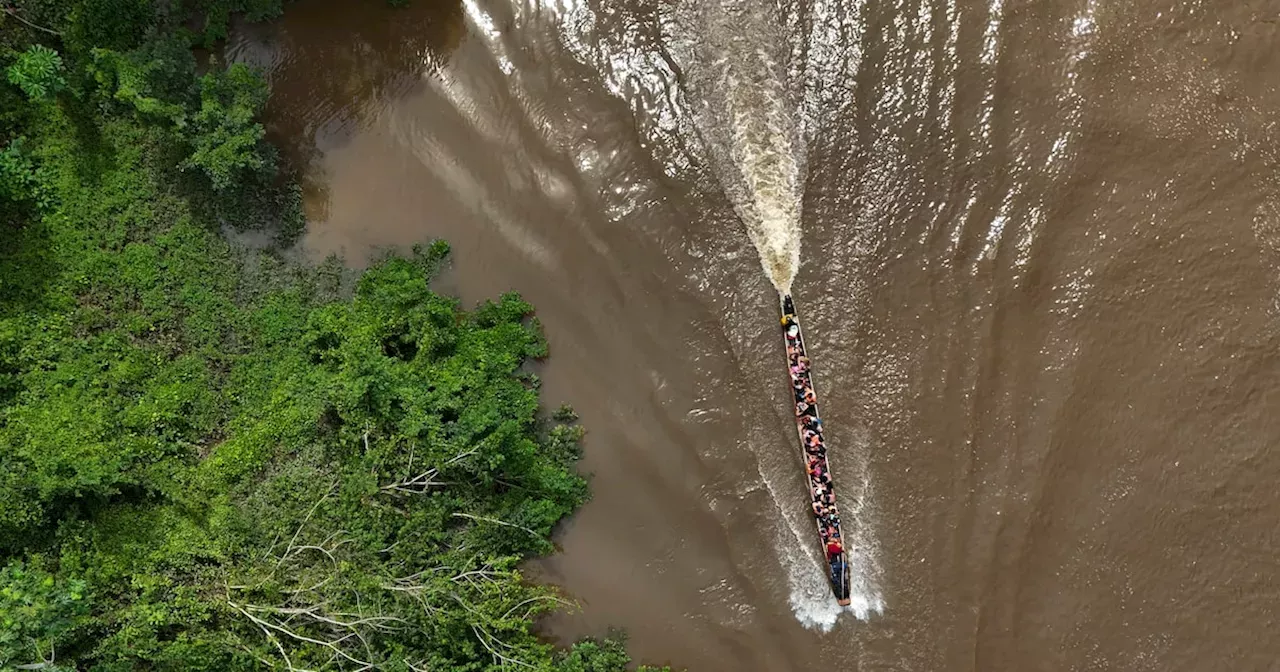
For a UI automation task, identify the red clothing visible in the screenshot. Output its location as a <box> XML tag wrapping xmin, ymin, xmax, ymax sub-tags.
<box><xmin>826</xmin><ymin>541</ymin><xmax>843</xmax><ymax>557</ymax></box>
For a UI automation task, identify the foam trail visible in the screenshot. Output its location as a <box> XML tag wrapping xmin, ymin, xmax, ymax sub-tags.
<box><xmin>678</xmin><ymin>0</ymin><xmax>885</xmax><ymax>627</ymax></box>
<box><xmin>686</xmin><ymin>0</ymin><xmax>805</xmax><ymax>294</ymax></box>
<box><xmin>755</xmin><ymin>429</ymin><xmax>884</xmax><ymax>632</ymax></box>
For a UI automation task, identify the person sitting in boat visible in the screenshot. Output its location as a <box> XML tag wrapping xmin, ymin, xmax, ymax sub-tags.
<box><xmin>812</xmin><ymin>500</ymin><xmax>827</xmax><ymax>517</ymax></box>
<box><xmin>822</xmin><ymin>490</ymin><xmax>836</xmax><ymax>506</ymax></box>
<box><xmin>787</xmin><ymin>323</ymin><xmax>800</xmax><ymax>339</ymax></box>
<box><xmin>825</xmin><ymin>538</ymin><xmax>843</xmax><ymax>558</ymax></box>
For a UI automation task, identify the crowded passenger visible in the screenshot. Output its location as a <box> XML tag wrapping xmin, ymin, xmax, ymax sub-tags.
<box><xmin>787</xmin><ymin>307</ymin><xmax>850</xmax><ymax>568</ymax></box>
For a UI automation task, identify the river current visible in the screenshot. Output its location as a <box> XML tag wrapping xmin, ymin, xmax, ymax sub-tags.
<box><xmin>229</xmin><ymin>1</ymin><xmax>1280</xmax><ymax>669</ymax></box>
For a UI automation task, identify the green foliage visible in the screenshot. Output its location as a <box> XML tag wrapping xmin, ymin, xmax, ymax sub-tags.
<box><xmin>0</xmin><ymin>561</ymin><xmax>89</xmax><ymax>668</ymax></box>
<box><xmin>89</xmin><ymin>36</ymin><xmax>197</xmax><ymax>123</ymax></box>
<box><xmin>66</xmin><ymin>0</ymin><xmax>156</xmax><ymax>55</ymax></box>
<box><xmin>6</xmin><ymin>45</ymin><xmax>66</xmax><ymax>102</ymax></box>
<box><xmin>86</xmin><ymin>35</ymin><xmax>291</xmax><ymax>233</ymax></box>
<box><xmin>559</xmin><ymin>636</ymin><xmax>671</xmax><ymax>672</ymax></box>
<box><xmin>182</xmin><ymin>63</ymin><xmax>270</xmax><ymax>190</ymax></box>
<box><xmin>189</xmin><ymin>0</ymin><xmax>286</xmax><ymax>46</ymax></box>
<box><xmin>0</xmin><ymin>138</ymin><xmax>37</xmax><ymax>207</ymax></box>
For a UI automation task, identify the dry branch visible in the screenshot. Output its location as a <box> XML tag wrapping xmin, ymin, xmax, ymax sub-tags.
<box><xmin>451</xmin><ymin>512</ymin><xmax>540</xmax><ymax>538</ymax></box>
<box><xmin>380</xmin><ymin>447</ymin><xmax>477</xmax><ymax>495</ymax></box>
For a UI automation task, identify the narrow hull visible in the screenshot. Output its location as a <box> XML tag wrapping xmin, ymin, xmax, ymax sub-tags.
<box><xmin>780</xmin><ymin>294</ymin><xmax>852</xmax><ymax>606</ymax></box>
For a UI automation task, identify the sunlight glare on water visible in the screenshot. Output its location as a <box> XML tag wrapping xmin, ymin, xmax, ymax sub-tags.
<box><xmin>232</xmin><ymin>0</ymin><xmax>1280</xmax><ymax>666</ymax></box>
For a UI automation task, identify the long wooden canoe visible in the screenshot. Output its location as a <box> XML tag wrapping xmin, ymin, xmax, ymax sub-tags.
<box><xmin>780</xmin><ymin>294</ymin><xmax>852</xmax><ymax>606</ymax></box>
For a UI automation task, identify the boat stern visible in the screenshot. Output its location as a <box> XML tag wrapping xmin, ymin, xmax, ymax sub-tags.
<box><xmin>829</xmin><ymin>552</ymin><xmax>853</xmax><ymax>605</ymax></box>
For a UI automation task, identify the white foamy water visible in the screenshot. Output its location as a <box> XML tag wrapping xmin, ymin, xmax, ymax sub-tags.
<box><xmin>532</xmin><ymin>0</ymin><xmax>883</xmax><ymax>631</ymax></box>
<box><xmin>754</xmin><ymin>439</ymin><xmax>884</xmax><ymax>633</ymax></box>
<box><xmin>721</xmin><ymin>75</ymin><xmax>805</xmax><ymax>294</ymax></box>
<box><xmin>684</xmin><ymin>0</ymin><xmax>806</xmax><ymax>294</ymax></box>
<box><xmin>678</xmin><ymin>0</ymin><xmax>884</xmax><ymax>626</ymax></box>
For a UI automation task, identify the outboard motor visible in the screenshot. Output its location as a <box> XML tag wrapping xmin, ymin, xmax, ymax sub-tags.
<box><xmin>829</xmin><ymin>553</ymin><xmax>851</xmax><ymax>602</ymax></box>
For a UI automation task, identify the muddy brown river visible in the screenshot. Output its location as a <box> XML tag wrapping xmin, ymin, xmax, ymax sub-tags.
<box><xmin>228</xmin><ymin>1</ymin><xmax>1280</xmax><ymax>669</ymax></box>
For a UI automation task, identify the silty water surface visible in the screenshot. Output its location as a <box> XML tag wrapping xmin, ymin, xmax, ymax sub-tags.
<box><xmin>229</xmin><ymin>0</ymin><xmax>1280</xmax><ymax>669</ymax></box>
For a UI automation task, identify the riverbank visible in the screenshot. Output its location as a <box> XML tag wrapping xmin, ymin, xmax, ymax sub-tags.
<box><xmin>0</xmin><ymin>2</ymin><xmax>668</xmax><ymax>669</ymax></box>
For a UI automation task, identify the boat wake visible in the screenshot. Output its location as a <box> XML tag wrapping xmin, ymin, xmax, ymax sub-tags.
<box><xmin>542</xmin><ymin>0</ymin><xmax>885</xmax><ymax>630</ymax></box>
<box><xmin>682</xmin><ymin>0</ymin><xmax>805</xmax><ymax>295</ymax></box>
<box><xmin>757</xmin><ymin>441</ymin><xmax>883</xmax><ymax>633</ymax></box>
<box><xmin>678</xmin><ymin>0</ymin><xmax>884</xmax><ymax>629</ymax></box>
